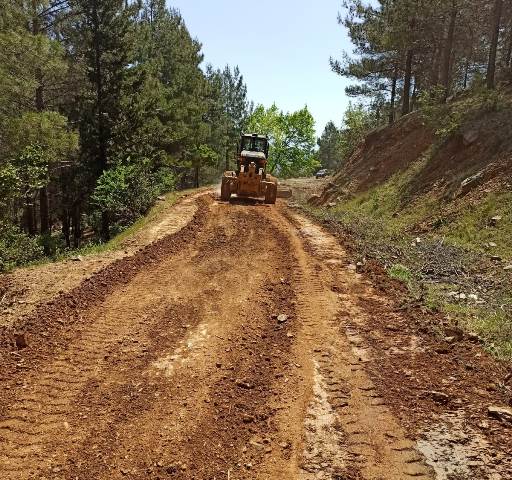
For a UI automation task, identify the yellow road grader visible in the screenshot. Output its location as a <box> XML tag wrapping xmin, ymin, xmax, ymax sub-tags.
<box><xmin>221</xmin><ymin>133</ymin><xmax>288</xmax><ymax>204</ymax></box>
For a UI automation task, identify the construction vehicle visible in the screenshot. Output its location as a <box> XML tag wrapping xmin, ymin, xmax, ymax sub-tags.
<box><xmin>220</xmin><ymin>133</ymin><xmax>278</xmax><ymax>204</ymax></box>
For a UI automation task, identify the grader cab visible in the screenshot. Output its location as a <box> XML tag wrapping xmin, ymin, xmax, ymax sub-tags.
<box><xmin>220</xmin><ymin>134</ymin><xmax>278</xmax><ymax>204</ymax></box>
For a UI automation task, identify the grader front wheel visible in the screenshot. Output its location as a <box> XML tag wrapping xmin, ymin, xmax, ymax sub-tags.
<box><xmin>264</xmin><ymin>183</ymin><xmax>277</xmax><ymax>204</ymax></box>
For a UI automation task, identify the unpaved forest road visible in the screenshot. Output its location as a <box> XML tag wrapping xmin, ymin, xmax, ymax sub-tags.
<box><xmin>1</xmin><ymin>193</ymin><xmax>511</xmax><ymax>480</ymax></box>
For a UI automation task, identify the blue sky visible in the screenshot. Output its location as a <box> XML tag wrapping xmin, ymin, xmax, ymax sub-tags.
<box><xmin>167</xmin><ymin>1</ymin><xmax>353</xmax><ymax>137</ymax></box>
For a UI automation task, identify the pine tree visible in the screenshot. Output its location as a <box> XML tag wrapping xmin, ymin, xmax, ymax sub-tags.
<box><xmin>73</xmin><ymin>0</ymin><xmax>137</xmax><ymax>240</ymax></box>
<box><xmin>317</xmin><ymin>122</ymin><xmax>342</xmax><ymax>170</ymax></box>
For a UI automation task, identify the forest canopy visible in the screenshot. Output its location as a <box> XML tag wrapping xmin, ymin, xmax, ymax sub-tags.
<box><xmin>318</xmin><ymin>0</ymin><xmax>512</xmax><ymax>171</ymax></box>
<box><xmin>0</xmin><ymin>0</ymin><xmax>254</xmax><ymax>270</ymax></box>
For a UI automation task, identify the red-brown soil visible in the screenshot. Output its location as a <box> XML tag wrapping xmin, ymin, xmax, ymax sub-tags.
<box><xmin>315</xmin><ymin>102</ymin><xmax>512</xmax><ymax>207</ymax></box>
<box><xmin>0</xmin><ymin>193</ymin><xmax>510</xmax><ymax>480</ymax></box>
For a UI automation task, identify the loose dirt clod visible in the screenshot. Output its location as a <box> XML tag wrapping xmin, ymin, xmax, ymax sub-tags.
<box><xmin>14</xmin><ymin>333</ymin><xmax>28</xmax><ymax>350</ymax></box>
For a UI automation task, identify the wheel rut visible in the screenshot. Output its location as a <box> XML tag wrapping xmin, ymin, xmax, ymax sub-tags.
<box><xmin>3</xmin><ymin>196</ymin><xmax>498</xmax><ymax>480</ymax></box>
<box><xmin>266</xmin><ymin>208</ymin><xmax>434</xmax><ymax>480</ymax></box>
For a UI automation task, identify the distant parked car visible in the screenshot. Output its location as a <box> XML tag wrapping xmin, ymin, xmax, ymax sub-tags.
<box><xmin>315</xmin><ymin>169</ymin><xmax>328</xmax><ymax>179</ymax></box>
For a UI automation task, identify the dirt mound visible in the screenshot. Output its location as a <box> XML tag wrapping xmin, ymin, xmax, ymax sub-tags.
<box><xmin>0</xmin><ymin>196</ymin><xmax>211</xmax><ymax>375</ymax></box>
<box><xmin>315</xmin><ymin>98</ymin><xmax>512</xmax><ymax>206</ymax></box>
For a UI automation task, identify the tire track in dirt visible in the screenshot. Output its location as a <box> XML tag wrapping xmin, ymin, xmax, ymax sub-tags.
<box><xmin>0</xmin><ymin>200</ymin><xmax>301</xmax><ymax>479</ymax></box>
<box><xmin>267</xmin><ymin>208</ymin><xmax>434</xmax><ymax>480</ymax></box>
<box><xmin>2</xmin><ymin>195</ymin><xmax>509</xmax><ymax>480</ymax></box>
<box><xmin>0</xmin><ymin>197</ymin><xmax>212</xmax><ymax>479</ymax></box>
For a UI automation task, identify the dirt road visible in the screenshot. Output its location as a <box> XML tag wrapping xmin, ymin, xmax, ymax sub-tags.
<box><xmin>0</xmin><ymin>193</ymin><xmax>511</xmax><ymax>480</ymax></box>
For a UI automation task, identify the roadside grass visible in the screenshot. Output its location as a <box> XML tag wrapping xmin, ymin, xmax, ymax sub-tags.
<box><xmin>387</xmin><ymin>264</ymin><xmax>413</xmax><ymax>283</ymax></box>
<box><xmin>295</xmin><ymin>169</ymin><xmax>512</xmax><ymax>359</ymax></box>
<box><xmin>441</xmin><ymin>191</ymin><xmax>512</xmax><ymax>260</ymax></box>
<box><xmin>22</xmin><ymin>189</ymin><xmax>196</xmax><ymax>270</ymax></box>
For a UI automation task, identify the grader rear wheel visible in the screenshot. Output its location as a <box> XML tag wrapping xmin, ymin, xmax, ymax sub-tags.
<box><xmin>264</xmin><ymin>183</ymin><xmax>277</xmax><ymax>204</ymax></box>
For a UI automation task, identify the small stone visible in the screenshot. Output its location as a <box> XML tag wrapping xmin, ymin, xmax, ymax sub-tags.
<box><xmin>504</xmin><ymin>265</ymin><xmax>512</xmax><ymax>271</ymax></box>
<box><xmin>307</xmin><ymin>194</ymin><xmax>321</xmax><ymax>205</ymax></box>
<box><xmin>277</xmin><ymin>314</ymin><xmax>288</xmax><ymax>324</ymax></box>
<box><xmin>467</xmin><ymin>332</ymin><xmax>481</xmax><ymax>343</ymax></box>
<box><xmin>71</xmin><ymin>255</ymin><xmax>83</xmax><ymax>262</ymax></box>
<box><xmin>242</xmin><ymin>414</ymin><xmax>255</xmax><ymax>424</ymax></box>
<box><xmin>488</xmin><ymin>406</ymin><xmax>512</xmax><ymax>422</ymax></box>
<box><xmin>491</xmin><ymin>255</ymin><xmax>502</xmax><ymax>262</ymax></box>
<box><xmin>444</xmin><ymin>326</ymin><xmax>464</xmax><ymax>342</ymax></box>
<box><xmin>235</xmin><ymin>379</ymin><xmax>254</xmax><ymax>390</ymax></box>
<box><xmin>490</xmin><ymin>215</ymin><xmax>502</xmax><ymax>226</ymax></box>
<box><xmin>430</xmin><ymin>391</ymin><xmax>450</xmax><ymax>404</ymax></box>
<box><xmin>157</xmin><ymin>196</ymin><xmax>166</xmax><ymax>201</ymax></box>
<box><xmin>462</xmin><ymin>129</ymin><xmax>479</xmax><ymax>146</ymax></box>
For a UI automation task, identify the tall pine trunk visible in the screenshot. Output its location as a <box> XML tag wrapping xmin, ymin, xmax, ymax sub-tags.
<box><xmin>194</xmin><ymin>165</ymin><xmax>200</xmax><ymax>188</ymax></box>
<box><xmin>23</xmin><ymin>197</ymin><xmax>36</xmax><ymax>236</ymax></box>
<box><xmin>91</xmin><ymin>1</ymin><xmax>110</xmax><ymax>242</ymax></box>
<box><xmin>72</xmin><ymin>203</ymin><xmax>81</xmax><ymax>249</ymax></box>
<box><xmin>487</xmin><ymin>0</ymin><xmax>503</xmax><ymax>89</ymax></box>
<box><xmin>430</xmin><ymin>45</ymin><xmax>440</xmax><ymax>86</ymax></box>
<box><xmin>506</xmin><ymin>28</ymin><xmax>512</xmax><ymax>67</ymax></box>
<box><xmin>463</xmin><ymin>60</ymin><xmax>470</xmax><ymax>89</ymax></box>
<box><xmin>441</xmin><ymin>3</ymin><xmax>458</xmax><ymax>100</ymax></box>
<box><xmin>39</xmin><ymin>187</ymin><xmax>49</xmax><ymax>232</ymax></box>
<box><xmin>389</xmin><ymin>67</ymin><xmax>398</xmax><ymax>125</ymax></box>
<box><xmin>62</xmin><ymin>210</ymin><xmax>71</xmax><ymax>249</ymax></box>
<box><xmin>32</xmin><ymin>1</ymin><xmax>51</xmax><ymax>246</ymax></box>
<box><xmin>402</xmin><ymin>49</ymin><xmax>414</xmax><ymax>116</ymax></box>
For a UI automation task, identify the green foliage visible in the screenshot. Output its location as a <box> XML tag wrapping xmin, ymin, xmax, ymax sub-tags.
<box><xmin>6</xmin><ymin>111</ymin><xmax>78</xmax><ymax>161</ymax></box>
<box><xmin>91</xmin><ymin>163</ymin><xmax>160</xmax><ymax>235</ymax></box>
<box><xmin>0</xmin><ymin>31</ymin><xmax>69</xmax><ymax>116</ymax></box>
<box><xmin>388</xmin><ymin>264</ymin><xmax>413</xmax><ymax>283</ymax></box>
<box><xmin>317</xmin><ymin>121</ymin><xmax>342</xmax><ymax>170</ymax></box>
<box><xmin>0</xmin><ymin>0</ymin><xmax>253</xmax><ymax>267</ymax></box>
<box><xmin>333</xmin><ymin>0</ymin><xmax>510</xmax><ymax>121</ymax></box>
<box><xmin>441</xmin><ymin>191</ymin><xmax>512</xmax><ymax>259</ymax></box>
<box><xmin>247</xmin><ymin>104</ymin><xmax>318</xmax><ymax>177</ymax></box>
<box><xmin>419</xmin><ymin>88</ymin><xmax>507</xmax><ymax>140</ymax></box>
<box><xmin>339</xmin><ymin>104</ymin><xmax>379</xmax><ymax>161</ymax></box>
<box><xmin>0</xmin><ymin>223</ymin><xmax>44</xmax><ymax>272</ymax></box>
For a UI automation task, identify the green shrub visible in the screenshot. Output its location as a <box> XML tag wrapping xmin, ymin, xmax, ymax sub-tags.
<box><xmin>91</xmin><ymin>163</ymin><xmax>162</xmax><ymax>236</ymax></box>
<box><xmin>0</xmin><ymin>223</ymin><xmax>44</xmax><ymax>272</ymax></box>
<box><xmin>419</xmin><ymin>87</ymin><xmax>506</xmax><ymax>140</ymax></box>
